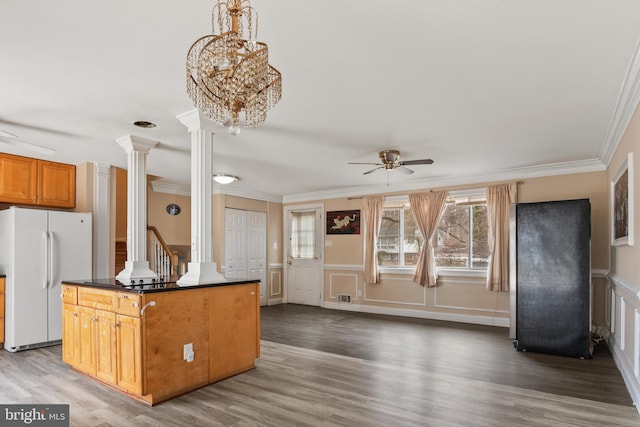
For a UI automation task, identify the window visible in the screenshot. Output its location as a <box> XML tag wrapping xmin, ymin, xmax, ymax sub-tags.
<box><xmin>435</xmin><ymin>202</ymin><xmax>488</xmax><ymax>269</ymax></box>
<box><xmin>377</xmin><ymin>205</ymin><xmax>423</xmax><ymax>267</ymax></box>
<box><xmin>290</xmin><ymin>211</ymin><xmax>315</xmax><ymax>259</ymax></box>
<box><xmin>376</xmin><ymin>191</ymin><xmax>489</xmax><ymax>270</ymax></box>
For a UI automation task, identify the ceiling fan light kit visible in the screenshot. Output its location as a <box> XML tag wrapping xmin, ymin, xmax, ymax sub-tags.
<box><xmin>349</xmin><ymin>150</ymin><xmax>434</xmax><ymax>175</ymax></box>
<box><xmin>186</xmin><ymin>0</ymin><xmax>282</xmax><ymax>135</ymax></box>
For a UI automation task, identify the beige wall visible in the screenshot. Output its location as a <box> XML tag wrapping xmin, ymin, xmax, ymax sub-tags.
<box><xmin>288</xmin><ymin>170</ymin><xmax>610</xmax><ymax>326</ymax></box>
<box><xmin>114</xmin><ymin>167</ymin><xmax>127</xmax><ymax>241</ymax></box>
<box><xmin>605</xmin><ymin>100</ymin><xmax>640</xmax><ymax>408</ymax></box>
<box><xmin>518</xmin><ymin>172</ymin><xmax>609</xmax><ymax>269</ymax></box>
<box><xmin>609</xmin><ymin>107</ymin><xmax>640</xmax><ymax>281</ymax></box>
<box><xmin>74</xmin><ymin>162</ymin><xmax>94</xmax><ymax>213</ymax></box>
<box><xmin>146</xmin><ymin>188</ymin><xmax>191</xmax><ymax>246</ymax></box>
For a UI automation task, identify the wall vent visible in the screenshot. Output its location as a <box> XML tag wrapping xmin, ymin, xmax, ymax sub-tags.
<box><xmin>336</xmin><ymin>294</ymin><xmax>352</xmax><ymax>304</ymax></box>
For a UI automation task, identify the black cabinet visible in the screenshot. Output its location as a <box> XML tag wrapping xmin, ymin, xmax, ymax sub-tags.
<box><xmin>510</xmin><ymin>199</ymin><xmax>591</xmax><ymax>358</ymax></box>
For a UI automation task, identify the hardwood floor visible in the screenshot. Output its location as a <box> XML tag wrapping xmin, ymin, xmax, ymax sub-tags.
<box><xmin>0</xmin><ymin>304</ymin><xmax>637</xmax><ymax>426</ymax></box>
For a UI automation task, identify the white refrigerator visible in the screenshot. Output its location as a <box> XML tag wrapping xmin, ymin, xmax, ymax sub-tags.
<box><xmin>0</xmin><ymin>207</ymin><xmax>92</xmax><ymax>352</ymax></box>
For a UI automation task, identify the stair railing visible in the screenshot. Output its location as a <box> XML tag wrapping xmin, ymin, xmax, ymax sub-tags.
<box><xmin>147</xmin><ymin>226</ymin><xmax>178</xmax><ymax>279</ymax></box>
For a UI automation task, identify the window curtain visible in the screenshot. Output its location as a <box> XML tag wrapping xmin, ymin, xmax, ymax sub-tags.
<box><xmin>486</xmin><ymin>183</ymin><xmax>517</xmax><ymax>292</ymax></box>
<box><xmin>409</xmin><ymin>191</ymin><xmax>447</xmax><ymax>287</ymax></box>
<box><xmin>290</xmin><ymin>211</ymin><xmax>316</xmax><ymax>259</ymax></box>
<box><xmin>363</xmin><ymin>196</ymin><xmax>384</xmax><ymax>284</ymax></box>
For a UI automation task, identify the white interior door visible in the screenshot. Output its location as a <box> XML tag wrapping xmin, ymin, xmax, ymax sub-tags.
<box><xmin>285</xmin><ymin>205</ymin><xmax>323</xmax><ymax>306</ymax></box>
<box><xmin>225</xmin><ymin>209</ymin><xmax>247</xmax><ymax>279</ymax></box>
<box><xmin>247</xmin><ymin>212</ymin><xmax>267</xmax><ymax>306</ymax></box>
<box><xmin>224</xmin><ymin>209</ymin><xmax>267</xmax><ymax>306</ymax></box>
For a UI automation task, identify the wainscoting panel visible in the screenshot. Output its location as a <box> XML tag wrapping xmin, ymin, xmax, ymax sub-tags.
<box><xmin>434</xmin><ymin>276</ymin><xmax>509</xmax><ymax>316</ymax></box>
<box><xmin>328</xmin><ymin>273</ymin><xmax>358</xmax><ymax>302</ymax></box>
<box><xmin>268</xmin><ymin>268</ymin><xmax>283</xmax><ymax>305</ymax></box>
<box><xmin>609</xmin><ymin>274</ymin><xmax>640</xmax><ymax>413</ymax></box>
<box><xmin>364</xmin><ymin>276</ymin><xmax>427</xmax><ymax>306</ymax></box>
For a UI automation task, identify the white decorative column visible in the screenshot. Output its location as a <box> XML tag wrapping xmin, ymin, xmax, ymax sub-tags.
<box><xmin>93</xmin><ymin>163</ymin><xmax>111</xmax><ymax>279</ymax></box>
<box><xmin>115</xmin><ymin>135</ymin><xmax>158</xmax><ymax>283</ymax></box>
<box><xmin>177</xmin><ymin>109</ymin><xmax>226</xmax><ymax>286</ymax></box>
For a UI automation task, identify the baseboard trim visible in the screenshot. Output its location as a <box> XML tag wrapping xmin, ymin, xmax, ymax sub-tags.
<box><xmin>268</xmin><ymin>298</ymin><xmax>283</xmax><ymax>306</ymax></box>
<box><xmin>323</xmin><ymin>301</ymin><xmax>510</xmax><ymax>328</ymax></box>
<box><xmin>609</xmin><ymin>337</ymin><xmax>640</xmax><ymax>414</ymax></box>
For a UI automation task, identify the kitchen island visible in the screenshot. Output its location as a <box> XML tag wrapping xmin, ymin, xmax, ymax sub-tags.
<box><xmin>60</xmin><ymin>278</ymin><xmax>260</xmax><ymax>405</ymax></box>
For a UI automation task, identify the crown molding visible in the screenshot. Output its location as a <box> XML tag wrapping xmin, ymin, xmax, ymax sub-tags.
<box><xmin>600</xmin><ymin>39</ymin><xmax>640</xmax><ymax>167</ymax></box>
<box><xmin>150</xmin><ymin>180</ymin><xmax>283</xmax><ymax>203</ymax></box>
<box><xmin>282</xmin><ymin>158</ymin><xmax>606</xmax><ymax>203</ymax></box>
<box><xmin>212</xmin><ymin>186</ymin><xmax>283</xmax><ymax>203</ymax></box>
<box><xmin>150</xmin><ymin>181</ymin><xmax>191</xmax><ymax>196</ymax></box>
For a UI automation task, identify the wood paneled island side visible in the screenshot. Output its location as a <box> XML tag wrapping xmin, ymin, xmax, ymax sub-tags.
<box><xmin>60</xmin><ymin>279</ymin><xmax>260</xmax><ymax>405</ymax></box>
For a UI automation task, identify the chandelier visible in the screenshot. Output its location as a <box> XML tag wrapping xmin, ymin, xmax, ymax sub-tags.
<box><xmin>186</xmin><ymin>0</ymin><xmax>282</xmax><ymax>135</ymax></box>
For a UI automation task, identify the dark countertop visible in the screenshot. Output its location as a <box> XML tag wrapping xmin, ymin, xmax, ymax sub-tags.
<box><xmin>62</xmin><ymin>277</ymin><xmax>260</xmax><ymax>294</ymax></box>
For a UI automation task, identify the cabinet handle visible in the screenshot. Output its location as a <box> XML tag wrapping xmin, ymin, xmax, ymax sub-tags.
<box><xmin>113</xmin><ymin>323</ymin><xmax>119</xmax><ymax>328</ymax></box>
<box><xmin>120</xmin><ymin>295</ymin><xmax>128</xmax><ymax>299</ymax></box>
<box><xmin>72</xmin><ymin>313</ymin><xmax>78</xmax><ymax>318</ymax></box>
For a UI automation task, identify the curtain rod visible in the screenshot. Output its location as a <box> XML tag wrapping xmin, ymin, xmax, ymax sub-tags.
<box><xmin>346</xmin><ymin>181</ymin><xmax>524</xmax><ymax>201</ymax></box>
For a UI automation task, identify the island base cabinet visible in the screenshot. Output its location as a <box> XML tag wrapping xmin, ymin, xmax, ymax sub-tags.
<box><xmin>116</xmin><ymin>315</ymin><xmax>142</xmax><ymax>395</ymax></box>
<box><xmin>210</xmin><ymin>283</ymin><xmax>260</xmax><ymax>383</ymax></box>
<box><xmin>77</xmin><ymin>306</ymin><xmax>97</xmax><ymax>375</ymax></box>
<box><xmin>61</xmin><ymin>281</ymin><xmax>260</xmax><ymax>405</ymax></box>
<box><xmin>61</xmin><ymin>286</ymin><xmax>143</xmax><ymax>397</ymax></box>
<box><xmin>61</xmin><ymin>304</ymin><xmax>79</xmax><ymax>366</ymax></box>
<box><xmin>96</xmin><ymin>311</ymin><xmax>117</xmax><ymax>385</ymax></box>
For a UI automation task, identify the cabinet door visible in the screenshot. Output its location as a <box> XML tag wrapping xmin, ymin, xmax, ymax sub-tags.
<box><xmin>210</xmin><ymin>283</ymin><xmax>259</xmax><ymax>382</ymax></box>
<box><xmin>61</xmin><ymin>303</ymin><xmax>79</xmax><ymax>365</ymax></box>
<box><xmin>37</xmin><ymin>160</ymin><xmax>75</xmax><ymax>208</ymax></box>
<box><xmin>0</xmin><ymin>153</ymin><xmax>37</xmax><ymax>205</ymax></box>
<box><xmin>77</xmin><ymin>306</ymin><xmax>97</xmax><ymax>374</ymax></box>
<box><xmin>116</xmin><ymin>315</ymin><xmax>142</xmax><ymax>395</ymax></box>
<box><xmin>96</xmin><ymin>310</ymin><xmax>117</xmax><ymax>384</ymax></box>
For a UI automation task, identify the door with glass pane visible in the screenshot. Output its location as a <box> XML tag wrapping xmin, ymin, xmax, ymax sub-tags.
<box><xmin>285</xmin><ymin>206</ymin><xmax>323</xmax><ymax>306</ymax></box>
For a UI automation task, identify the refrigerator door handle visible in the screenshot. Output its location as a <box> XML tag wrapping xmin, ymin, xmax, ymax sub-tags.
<box><xmin>49</xmin><ymin>231</ymin><xmax>55</xmax><ymax>287</ymax></box>
<box><xmin>42</xmin><ymin>231</ymin><xmax>50</xmax><ymax>289</ymax></box>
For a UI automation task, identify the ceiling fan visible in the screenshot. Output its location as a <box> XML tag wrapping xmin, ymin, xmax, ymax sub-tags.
<box><xmin>349</xmin><ymin>150</ymin><xmax>434</xmax><ymax>175</ymax></box>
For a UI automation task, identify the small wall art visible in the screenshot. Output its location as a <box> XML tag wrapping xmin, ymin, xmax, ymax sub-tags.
<box><xmin>611</xmin><ymin>152</ymin><xmax>634</xmax><ymax>246</ymax></box>
<box><xmin>326</xmin><ymin>210</ymin><xmax>360</xmax><ymax>235</ymax></box>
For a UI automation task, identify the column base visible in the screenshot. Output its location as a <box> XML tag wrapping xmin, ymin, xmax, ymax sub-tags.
<box><xmin>116</xmin><ymin>261</ymin><xmax>158</xmax><ymax>284</ymax></box>
<box><xmin>177</xmin><ymin>262</ymin><xmax>226</xmax><ymax>286</ymax></box>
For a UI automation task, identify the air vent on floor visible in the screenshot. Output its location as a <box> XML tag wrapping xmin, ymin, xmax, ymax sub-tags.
<box><xmin>336</xmin><ymin>294</ymin><xmax>352</xmax><ymax>304</ymax></box>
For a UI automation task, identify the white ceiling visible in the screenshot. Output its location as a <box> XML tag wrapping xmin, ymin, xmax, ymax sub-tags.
<box><xmin>2</xmin><ymin>1</ymin><xmax>640</xmax><ymax>202</ymax></box>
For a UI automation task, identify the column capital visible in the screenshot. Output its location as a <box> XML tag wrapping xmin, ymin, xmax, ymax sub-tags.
<box><xmin>116</xmin><ymin>134</ymin><xmax>158</xmax><ymax>154</ymax></box>
<box><xmin>176</xmin><ymin>109</ymin><xmax>217</xmax><ymax>133</ymax></box>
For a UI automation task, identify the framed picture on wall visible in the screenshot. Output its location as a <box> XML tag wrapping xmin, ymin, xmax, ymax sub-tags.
<box><xmin>611</xmin><ymin>152</ymin><xmax>634</xmax><ymax>246</ymax></box>
<box><xmin>326</xmin><ymin>210</ymin><xmax>360</xmax><ymax>234</ymax></box>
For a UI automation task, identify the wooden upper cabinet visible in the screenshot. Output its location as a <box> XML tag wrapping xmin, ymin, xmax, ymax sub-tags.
<box><xmin>0</xmin><ymin>153</ymin><xmax>75</xmax><ymax>208</ymax></box>
<box><xmin>0</xmin><ymin>153</ymin><xmax>37</xmax><ymax>205</ymax></box>
<box><xmin>37</xmin><ymin>160</ymin><xmax>75</xmax><ymax>208</ymax></box>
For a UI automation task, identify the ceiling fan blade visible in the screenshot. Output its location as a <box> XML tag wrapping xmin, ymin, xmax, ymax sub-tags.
<box><xmin>399</xmin><ymin>159</ymin><xmax>434</xmax><ymax>166</ymax></box>
<box><xmin>363</xmin><ymin>166</ymin><xmax>384</xmax><ymax>175</ymax></box>
<box><xmin>396</xmin><ymin>166</ymin><xmax>414</xmax><ymax>175</ymax></box>
<box><xmin>348</xmin><ymin>162</ymin><xmax>383</xmax><ymax>166</ymax></box>
<box><xmin>0</xmin><ymin>135</ymin><xmax>55</xmax><ymax>156</ymax></box>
